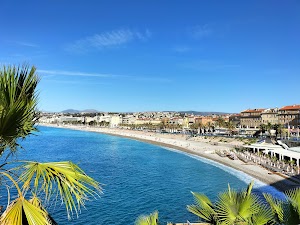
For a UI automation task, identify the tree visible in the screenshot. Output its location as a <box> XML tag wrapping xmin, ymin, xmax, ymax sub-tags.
<box><xmin>187</xmin><ymin>182</ymin><xmax>273</xmax><ymax>225</ymax></box>
<box><xmin>215</xmin><ymin>117</ymin><xmax>225</xmax><ymax>128</ymax></box>
<box><xmin>264</xmin><ymin>189</ymin><xmax>300</xmax><ymax>225</ymax></box>
<box><xmin>259</xmin><ymin>124</ymin><xmax>267</xmax><ymax>134</ymax></box>
<box><xmin>224</xmin><ymin>121</ymin><xmax>235</xmax><ymax>135</ymax></box>
<box><xmin>187</xmin><ymin>181</ymin><xmax>300</xmax><ymax>225</ymax></box>
<box><xmin>206</xmin><ymin>122</ymin><xmax>214</xmax><ymax>133</ymax></box>
<box><xmin>266</xmin><ymin>122</ymin><xmax>273</xmax><ymax>135</ymax></box>
<box><xmin>135</xmin><ymin>211</ymin><xmax>159</xmax><ymax>225</ymax></box>
<box><xmin>0</xmin><ymin>65</ymin><xmax>39</xmax><ymax>155</ymax></box>
<box><xmin>272</xmin><ymin>124</ymin><xmax>283</xmax><ymax>139</ymax></box>
<box><xmin>0</xmin><ymin>65</ymin><xmax>101</xmax><ymax>224</ymax></box>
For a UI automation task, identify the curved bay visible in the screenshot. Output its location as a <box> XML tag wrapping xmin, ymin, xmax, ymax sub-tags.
<box><xmin>5</xmin><ymin>126</ymin><xmax>278</xmax><ymax>224</ymax></box>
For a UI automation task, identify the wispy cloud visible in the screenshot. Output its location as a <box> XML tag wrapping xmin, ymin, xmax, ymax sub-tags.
<box><xmin>43</xmin><ymin>79</ymin><xmax>111</xmax><ymax>85</ymax></box>
<box><xmin>14</xmin><ymin>41</ymin><xmax>39</xmax><ymax>48</ymax></box>
<box><xmin>37</xmin><ymin>69</ymin><xmax>171</xmax><ymax>83</ymax></box>
<box><xmin>66</xmin><ymin>28</ymin><xmax>151</xmax><ymax>53</ymax></box>
<box><xmin>37</xmin><ymin>69</ymin><xmax>116</xmax><ymax>78</ymax></box>
<box><xmin>189</xmin><ymin>24</ymin><xmax>212</xmax><ymax>39</ymax></box>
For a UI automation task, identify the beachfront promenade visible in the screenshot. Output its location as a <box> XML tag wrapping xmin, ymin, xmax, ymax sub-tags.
<box><xmin>40</xmin><ymin>123</ymin><xmax>300</xmax><ymax>192</ymax></box>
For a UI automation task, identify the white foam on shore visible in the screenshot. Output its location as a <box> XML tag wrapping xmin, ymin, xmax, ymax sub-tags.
<box><xmin>162</xmin><ymin>146</ymin><xmax>285</xmax><ymax>199</ymax></box>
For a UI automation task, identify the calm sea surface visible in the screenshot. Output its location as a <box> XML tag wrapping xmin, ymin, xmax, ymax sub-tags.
<box><xmin>0</xmin><ymin>126</ymin><xmax>282</xmax><ymax>224</ymax></box>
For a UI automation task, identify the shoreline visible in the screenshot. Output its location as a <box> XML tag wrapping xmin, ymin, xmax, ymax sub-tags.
<box><xmin>39</xmin><ymin>124</ymin><xmax>300</xmax><ymax>192</ymax></box>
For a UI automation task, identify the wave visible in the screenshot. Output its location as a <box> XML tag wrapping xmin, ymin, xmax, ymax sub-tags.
<box><xmin>162</xmin><ymin>146</ymin><xmax>285</xmax><ymax>199</ymax></box>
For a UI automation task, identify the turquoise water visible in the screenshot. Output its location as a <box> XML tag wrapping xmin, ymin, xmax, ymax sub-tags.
<box><xmin>0</xmin><ymin>126</ymin><xmax>282</xmax><ymax>224</ymax></box>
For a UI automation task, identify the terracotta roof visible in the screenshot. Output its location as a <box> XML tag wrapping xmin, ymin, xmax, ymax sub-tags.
<box><xmin>230</xmin><ymin>113</ymin><xmax>241</xmax><ymax>117</ymax></box>
<box><xmin>241</xmin><ymin>109</ymin><xmax>264</xmax><ymax>113</ymax></box>
<box><xmin>279</xmin><ymin>105</ymin><xmax>300</xmax><ymax>110</ymax></box>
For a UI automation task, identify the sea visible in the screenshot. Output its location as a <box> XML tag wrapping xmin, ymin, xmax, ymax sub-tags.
<box><xmin>0</xmin><ymin>126</ymin><xmax>284</xmax><ymax>224</ymax></box>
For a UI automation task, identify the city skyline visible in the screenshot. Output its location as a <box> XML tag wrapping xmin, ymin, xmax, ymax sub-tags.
<box><xmin>1</xmin><ymin>1</ymin><xmax>299</xmax><ymax>112</ymax></box>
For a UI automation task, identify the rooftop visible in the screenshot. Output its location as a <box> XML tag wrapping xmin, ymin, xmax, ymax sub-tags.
<box><xmin>242</xmin><ymin>109</ymin><xmax>265</xmax><ymax>113</ymax></box>
<box><xmin>279</xmin><ymin>105</ymin><xmax>300</xmax><ymax>111</ymax></box>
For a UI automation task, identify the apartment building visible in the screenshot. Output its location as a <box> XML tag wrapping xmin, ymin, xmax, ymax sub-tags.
<box><xmin>122</xmin><ymin>115</ymin><xmax>136</xmax><ymax>125</ymax></box>
<box><xmin>278</xmin><ymin>104</ymin><xmax>300</xmax><ymax>128</ymax></box>
<box><xmin>261</xmin><ymin>108</ymin><xmax>279</xmax><ymax>125</ymax></box>
<box><xmin>195</xmin><ymin>116</ymin><xmax>213</xmax><ymax>126</ymax></box>
<box><xmin>134</xmin><ymin>118</ymin><xmax>161</xmax><ymax>125</ymax></box>
<box><xmin>240</xmin><ymin>109</ymin><xmax>264</xmax><ymax>128</ymax></box>
<box><xmin>110</xmin><ymin>115</ymin><xmax>122</xmax><ymax>127</ymax></box>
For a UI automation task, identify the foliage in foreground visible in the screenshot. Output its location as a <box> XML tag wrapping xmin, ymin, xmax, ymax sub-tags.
<box><xmin>135</xmin><ymin>211</ymin><xmax>159</xmax><ymax>225</ymax></box>
<box><xmin>136</xmin><ymin>182</ymin><xmax>300</xmax><ymax>225</ymax></box>
<box><xmin>187</xmin><ymin>181</ymin><xmax>300</xmax><ymax>225</ymax></box>
<box><xmin>187</xmin><ymin>182</ymin><xmax>273</xmax><ymax>225</ymax></box>
<box><xmin>0</xmin><ymin>65</ymin><xmax>101</xmax><ymax>224</ymax></box>
<box><xmin>0</xmin><ymin>65</ymin><xmax>39</xmax><ymax>155</ymax></box>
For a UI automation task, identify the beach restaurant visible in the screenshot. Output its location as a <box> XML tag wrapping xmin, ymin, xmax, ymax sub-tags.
<box><xmin>243</xmin><ymin>143</ymin><xmax>300</xmax><ymax>167</ymax></box>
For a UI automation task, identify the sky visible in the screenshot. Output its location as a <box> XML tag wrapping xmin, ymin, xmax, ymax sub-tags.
<box><xmin>0</xmin><ymin>1</ymin><xmax>299</xmax><ymax>113</ymax></box>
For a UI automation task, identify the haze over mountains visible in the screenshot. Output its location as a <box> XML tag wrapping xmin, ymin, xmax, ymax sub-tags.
<box><xmin>61</xmin><ymin>109</ymin><xmax>99</xmax><ymax>114</ymax></box>
<box><xmin>59</xmin><ymin>109</ymin><xmax>232</xmax><ymax>115</ymax></box>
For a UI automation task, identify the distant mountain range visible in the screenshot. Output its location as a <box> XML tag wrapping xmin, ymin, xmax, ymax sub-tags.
<box><xmin>61</xmin><ymin>109</ymin><xmax>99</xmax><ymax>113</ymax></box>
<box><xmin>59</xmin><ymin>109</ymin><xmax>232</xmax><ymax>115</ymax></box>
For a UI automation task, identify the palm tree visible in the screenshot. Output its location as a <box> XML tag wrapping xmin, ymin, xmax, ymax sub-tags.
<box><xmin>225</xmin><ymin>121</ymin><xmax>235</xmax><ymax>136</ymax></box>
<box><xmin>187</xmin><ymin>192</ymin><xmax>218</xmax><ymax>224</ymax></box>
<box><xmin>259</xmin><ymin>124</ymin><xmax>266</xmax><ymax>134</ymax></box>
<box><xmin>206</xmin><ymin>122</ymin><xmax>214</xmax><ymax>133</ymax></box>
<box><xmin>264</xmin><ymin>189</ymin><xmax>300</xmax><ymax>225</ymax></box>
<box><xmin>215</xmin><ymin>117</ymin><xmax>225</xmax><ymax>128</ymax></box>
<box><xmin>0</xmin><ymin>65</ymin><xmax>101</xmax><ymax>224</ymax></box>
<box><xmin>187</xmin><ymin>182</ymin><xmax>273</xmax><ymax>225</ymax></box>
<box><xmin>266</xmin><ymin>122</ymin><xmax>272</xmax><ymax>135</ymax></box>
<box><xmin>135</xmin><ymin>211</ymin><xmax>159</xmax><ymax>225</ymax></box>
<box><xmin>0</xmin><ymin>65</ymin><xmax>39</xmax><ymax>155</ymax></box>
<box><xmin>272</xmin><ymin>124</ymin><xmax>283</xmax><ymax>139</ymax></box>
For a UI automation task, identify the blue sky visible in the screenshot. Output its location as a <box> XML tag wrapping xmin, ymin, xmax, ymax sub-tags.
<box><xmin>1</xmin><ymin>1</ymin><xmax>299</xmax><ymax>113</ymax></box>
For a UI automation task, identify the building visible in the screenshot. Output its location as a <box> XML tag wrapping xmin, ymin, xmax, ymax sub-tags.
<box><xmin>110</xmin><ymin>115</ymin><xmax>122</xmax><ymax>128</ymax></box>
<box><xmin>99</xmin><ymin>115</ymin><xmax>111</xmax><ymax>123</ymax></box>
<box><xmin>240</xmin><ymin>109</ymin><xmax>264</xmax><ymax>128</ymax></box>
<box><xmin>194</xmin><ymin>116</ymin><xmax>213</xmax><ymax>126</ymax></box>
<box><xmin>134</xmin><ymin>118</ymin><xmax>161</xmax><ymax>125</ymax></box>
<box><xmin>261</xmin><ymin>108</ymin><xmax>279</xmax><ymax>125</ymax></box>
<box><xmin>278</xmin><ymin>104</ymin><xmax>300</xmax><ymax>129</ymax></box>
<box><xmin>229</xmin><ymin>114</ymin><xmax>241</xmax><ymax>128</ymax></box>
<box><xmin>180</xmin><ymin>118</ymin><xmax>189</xmax><ymax>129</ymax></box>
<box><xmin>122</xmin><ymin>115</ymin><xmax>136</xmax><ymax>125</ymax></box>
<box><xmin>188</xmin><ymin>116</ymin><xmax>195</xmax><ymax>126</ymax></box>
<box><xmin>168</xmin><ymin>117</ymin><xmax>180</xmax><ymax>125</ymax></box>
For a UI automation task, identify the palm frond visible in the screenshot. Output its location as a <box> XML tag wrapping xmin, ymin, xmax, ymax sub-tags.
<box><xmin>285</xmin><ymin>188</ymin><xmax>300</xmax><ymax>224</ymax></box>
<box><xmin>216</xmin><ymin>185</ymin><xmax>240</xmax><ymax>225</ymax></box>
<box><xmin>0</xmin><ymin>197</ymin><xmax>50</xmax><ymax>225</ymax></box>
<box><xmin>0</xmin><ymin>171</ymin><xmax>56</xmax><ymax>225</ymax></box>
<box><xmin>19</xmin><ymin>161</ymin><xmax>102</xmax><ymax>218</ymax></box>
<box><xmin>135</xmin><ymin>211</ymin><xmax>158</xmax><ymax>225</ymax></box>
<box><xmin>263</xmin><ymin>193</ymin><xmax>284</xmax><ymax>223</ymax></box>
<box><xmin>0</xmin><ymin>65</ymin><xmax>39</xmax><ymax>155</ymax></box>
<box><xmin>216</xmin><ymin>182</ymin><xmax>267</xmax><ymax>225</ymax></box>
<box><xmin>249</xmin><ymin>204</ymin><xmax>274</xmax><ymax>225</ymax></box>
<box><xmin>286</xmin><ymin>188</ymin><xmax>300</xmax><ymax>215</ymax></box>
<box><xmin>187</xmin><ymin>192</ymin><xmax>218</xmax><ymax>224</ymax></box>
<box><xmin>29</xmin><ymin>195</ymin><xmax>58</xmax><ymax>225</ymax></box>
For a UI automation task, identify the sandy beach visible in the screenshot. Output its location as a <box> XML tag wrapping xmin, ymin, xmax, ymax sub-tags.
<box><xmin>40</xmin><ymin>124</ymin><xmax>300</xmax><ymax>192</ymax></box>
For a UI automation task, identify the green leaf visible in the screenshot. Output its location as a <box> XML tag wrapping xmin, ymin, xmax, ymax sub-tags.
<box><xmin>135</xmin><ymin>211</ymin><xmax>159</xmax><ymax>225</ymax></box>
<box><xmin>187</xmin><ymin>192</ymin><xmax>217</xmax><ymax>224</ymax></box>
<box><xmin>19</xmin><ymin>161</ymin><xmax>102</xmax><ymax>219</ymax></box>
